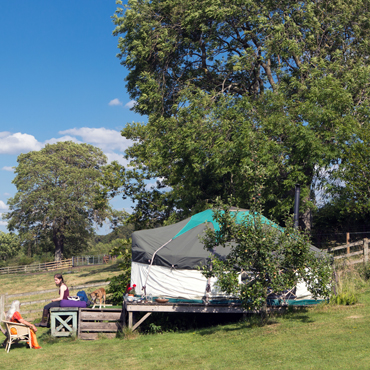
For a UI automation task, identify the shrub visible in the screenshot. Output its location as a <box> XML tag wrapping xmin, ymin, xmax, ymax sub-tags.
<box><xmin>330</xmin><ymin>292</ymin><xmax>358</xmax><ymax>305</ymax></box>
<box><xmin>330</xmin><ymin>262</ymin><xmax>363</xmax><ymax>305</ymax></box>
<box><xmin>106</xmin><ymin>238</ymin><xmax>132</xmax><ymax>305</ymax></box>
<box><xmin>359</xmin><ymin>262</ymin><xmax>370</xmax><ymax>281</ymax></box>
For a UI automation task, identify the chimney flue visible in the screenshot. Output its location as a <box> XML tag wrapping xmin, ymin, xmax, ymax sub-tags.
<box><xmin>294</xmin><ymin>184</ymin><xmax>300</xmax><ymax>229</ymax></box>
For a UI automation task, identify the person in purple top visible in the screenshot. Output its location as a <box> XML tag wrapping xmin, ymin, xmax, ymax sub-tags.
<box><xmin>35</xmin><ymin>273</ymin><xmax>69</xmax><ymax>327</ymax></box>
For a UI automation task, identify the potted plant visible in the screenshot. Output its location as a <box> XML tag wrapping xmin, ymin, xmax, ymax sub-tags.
<box><xmin>127</xmin><ymin>284</ymin><xmax>136</xmax><ymax>296</ymax></box>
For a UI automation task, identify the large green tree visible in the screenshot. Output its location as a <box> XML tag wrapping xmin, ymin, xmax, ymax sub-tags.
<box><xmin>0</xmin><ymin>231</ymin><xmax>20</xmax><ymax>264</ymax></box>
<box><xmin>110</xmin><ymin>0</ymin><xmax>370</xmax><ymax>228</ymax></box>
<box><xmin>6</xmin><ymin>142</ymin><xmax>110</xmax><ymax>261</ymax></box>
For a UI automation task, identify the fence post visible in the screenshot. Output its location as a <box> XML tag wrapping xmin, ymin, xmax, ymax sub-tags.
<box><xmin>4</xmin><ymin>293</ymin><xmax>8</xmax><ymax>316</ymax></box>
<box><xmin>346</xmin><ymin>232</ymin><xmax>350</xmax><ymax>255</ymax></box>
<box><xmin>364</xmin><ymin>238</ymin><xmax>369</xmax><ymax>264</ymax></box>
<box><xmin>0</xmin><ymin>294</ymin><xmax>4</xmax><ymax>320</ymax></box>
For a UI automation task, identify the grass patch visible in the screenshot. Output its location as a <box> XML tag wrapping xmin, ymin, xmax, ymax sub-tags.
<box><xmin>0</xmin><ymin>262</ymin><xmax>121</xmax><ymax>321</ymax></box>
<box><xmin>0</xmin><ymin>262</ymin><xmax>121</xmax><ymax>295</ymax></box>
<box><xmin>2</xmin><ymin>287</ymin><xmax>370</xmax><ymax>369</ymax></box>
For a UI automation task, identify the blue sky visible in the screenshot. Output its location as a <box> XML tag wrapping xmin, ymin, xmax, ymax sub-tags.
<box><xmin>0</xmin><ymin>1</ymin><xmax>146</xmax><ymax>233</ymax></box>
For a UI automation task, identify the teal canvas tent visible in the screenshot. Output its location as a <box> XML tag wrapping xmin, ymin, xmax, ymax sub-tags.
<box><xmin>130</xmin><ymin>208</ymin><xmax>321</xmax><ymax>301</ymax></box>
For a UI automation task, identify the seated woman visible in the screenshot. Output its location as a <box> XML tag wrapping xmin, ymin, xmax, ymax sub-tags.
<box><xmin>5</xmin><ymin>300</ymin><xmax>41</xmax><ymax>349</ymax></box>
<box><xmin>36</xmin><ymin>273</ymin><xmax>69</xmax><ymax>327</ymax></box>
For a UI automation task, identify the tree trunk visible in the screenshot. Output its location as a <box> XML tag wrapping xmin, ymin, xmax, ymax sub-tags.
<box><xmin>52</xmin><ymin>229</ymin><xmax>64</xmax><ymax>262</ymax></box>
<box><xmin>301</xmin><ymin>207</ymin><xmax>312</xmax><ymax>231</ymax></box>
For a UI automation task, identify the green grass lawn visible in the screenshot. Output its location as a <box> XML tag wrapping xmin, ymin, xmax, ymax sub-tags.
<box><xmin>2</xmin><ymin>287</ymin><xmax>370</xmax><ymax>370</ymax></box>
<box><xmin>0</xmin><ymin>262</ymin><xmax>121</xmax><ymax>295</ymax></box>
<box><xmin>0</xmin><ymin>262</ymin><xmax>122</xmax><ymax>321</ymax></box>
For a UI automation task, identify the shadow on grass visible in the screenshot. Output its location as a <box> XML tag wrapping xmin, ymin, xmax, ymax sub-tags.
<box><xmin>196</xmin><ymin>307</ymin><xmax>314</xmax><ymax>336</ymax></box>
<box><xmin>38</xmin><ymin>330</ymin><xmax>78</xmax><ymax>345</ymax></box>
<box><xmin>135</xmin><ymin>305</ymin><xmax>316</xmax><ymax>336</ymax></box>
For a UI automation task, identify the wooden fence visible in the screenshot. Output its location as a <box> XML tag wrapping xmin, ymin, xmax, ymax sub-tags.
<box><xmin>0</xmin><ymin>255</ymin><xmax>117</xmax><ymax>275</ymax></box>
<box><xmin>0</xmin><ymin>259</ymin><xmax>73</xmax><ymax>275</ymax></box>
<box><xmin>0</xmin><ymin>281</ymin><xmax>110</xmax><ymax>320</ymax></box>
<box><xmin>325</xmin><ymin>238</ymin><xmax>369</xmax><ymax>265</ymax></box>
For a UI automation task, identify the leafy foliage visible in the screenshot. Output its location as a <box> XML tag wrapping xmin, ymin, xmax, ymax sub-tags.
<box><xmin>6</xmin><ymin>141</ymin><xmax>110</xmax><ymax>261</ymax></box>
<box><xmin>324</xmin><ymin>129</ymin><xmax>370</xmax><ymax>215</ymax></box>
<box><xmin>0</xmin><ymin>232</ymin><xmax>21</xmax><ymax>265</ymax></box>
<box><xmin>106</xmin><ymin>238</ymin><xmax>132</xmax><ymax>304</ymax></box>
<box><xmin>110</xmin><ymin>0</ymin><xmax>370</xmax><ymax>228</ymax></box>
<box><xmin>201</xmin><ymin>201</ymin><xmax>332</xmax><ymax>311</ymax></box>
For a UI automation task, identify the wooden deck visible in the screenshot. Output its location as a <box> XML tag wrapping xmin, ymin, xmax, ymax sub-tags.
<box><xmin>123</xmin><ymin>301</ymin><xmax>245</xmax><ymax>331</ymax></box>
<box><xmin>49</xmin><ymin>302</ymin><xmax>246</xmax><ymax>339</ymax></box>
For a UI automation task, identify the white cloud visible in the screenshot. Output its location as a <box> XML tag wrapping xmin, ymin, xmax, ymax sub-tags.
<box><xmin>59</xmin><ymin>127</ymin><xmax>133</xmax><ymax>153</ymax></box>
<box><xmin>124</xmin><ymin>100</ymin><xmax>137</xmax><ymax>109</ymax></box>
<box><xmin>2</xmin><ymin>166</ymin><xmax>14</xmax><ymax>172</ymax></box>
<box><xmin>108</xmin><ymin>98</ymin><xmax>123</xmax><ymax>106</ymax></box>
<box><xmin>0</xmin><ymin>201</ymin><xmax>8</xmax><ymax>210</ymax></box>
<box><xmin>0</xmin><ymin>131</ymin><xmax>84</xmax><ymax>156</ymax></box>
<box><xmin>0</xmin><ymin>132</ymin><xmax>42</xmax><ymax>155</ymax></box>
<box><xmin>0</xmin><ymin>128</ymin><xmax>135</xmax><ymax>169</ymax></box>
<box><xmin>3</xmin><ymin>193</ymin><xmax>11</xmax><ymax>196</ymax></box>
<box><xmin>104</xmin><ymin>152</ymin><xmax>129</xmax><ymax>167</ymax></box>
<box><xmin>44</xmin><ymin>135</ymin><xmax>82</xmax><ymax>146</ymax></box>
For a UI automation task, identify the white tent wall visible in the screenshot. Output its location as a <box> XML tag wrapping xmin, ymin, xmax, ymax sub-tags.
<box><xmin>131</xmin><ymin>262</ymin><xmax>229</xmax><ymax>300</ymax></box>
<box><xmin>131</xmin><ymin>262</ymin><xmax>315</xmax><ymax>300</ymax></box>
<box><xmin>295</xmin><ymin>280</ymin><xmax>316</xmax><ymax>300</ymax></box>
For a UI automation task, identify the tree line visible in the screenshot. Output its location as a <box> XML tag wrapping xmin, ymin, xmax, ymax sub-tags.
<box><xmin>2</xmin><ymin>0</ymin><xmax>370</xmax><ymax>265</ymax></box>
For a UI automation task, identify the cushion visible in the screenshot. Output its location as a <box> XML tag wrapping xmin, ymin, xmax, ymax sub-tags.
<box><xmin>60</xmin><ymin>299</ymin><xmax>87</xmax><ymax>308</ymax></box>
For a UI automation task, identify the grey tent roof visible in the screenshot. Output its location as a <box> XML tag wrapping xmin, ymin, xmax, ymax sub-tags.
<box><xmin>132</xmin><ymin>218</ymin><xmax>231</xmax><ymax>269</ymax></box>
<box><xmin>131</xmin><ymin>209</ymin><xmax>323</xmax><ymax>270</ymax></box>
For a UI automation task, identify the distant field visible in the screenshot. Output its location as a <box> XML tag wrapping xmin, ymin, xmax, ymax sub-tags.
<box><xmin>0</xmin><ymin>262</ymin><xmax>122</xmax><ymax>320</ymax></box>
<box><xmin>2</xmin><ymin>287</ymin><xmax>370</xmax><ymax>369</ymax></box>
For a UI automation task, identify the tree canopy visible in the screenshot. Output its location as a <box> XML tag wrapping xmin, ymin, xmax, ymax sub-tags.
<box><xmin>6</xmin><ymin>141</ymin><xmax>110</xmax><ymax>261</ymax></box>
<box><xmin>0</xmin><ymin>232</ymin><xmax>20</xmax><ymax>265</ymax></box>
<box><xmin>110</xmin><ymin>0</ymin><xmax>370</xmax><ymax>229</ymax></box>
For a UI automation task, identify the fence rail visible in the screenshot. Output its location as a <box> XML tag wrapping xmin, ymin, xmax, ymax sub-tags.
<box><xmin>0</xmin><ymin>259</ymin><xmax>72</xmax><ymax>275</ymax></box>
<box><xmin>325</xmin><ymin>238</ymin><xmax>369</xmax><ymax>264</ymax></box>
<box><xmin>0</xmin><ymin>255</ymin><xmax>117</xmax><ymax>275</ymax></box>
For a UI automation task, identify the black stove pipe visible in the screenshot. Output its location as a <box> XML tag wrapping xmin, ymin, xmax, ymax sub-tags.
<box><xmin>293</xmin><ymin>184</ymin><xmax>300</xmax><ymax>229</ymax></box>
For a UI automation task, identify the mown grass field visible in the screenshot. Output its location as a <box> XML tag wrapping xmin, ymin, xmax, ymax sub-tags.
<box><xmin>0</xmin><ymin>262</ymin><xmax>122</xmax><ymax>320</ymax></box>
<box><xmin>2</xmin><ymin>286</ymin><xmax>370</xmax><ymax>369</ymax></box>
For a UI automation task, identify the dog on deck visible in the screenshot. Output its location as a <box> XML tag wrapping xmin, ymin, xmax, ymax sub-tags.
<box><xmin>90</xmin><ymin>288</ymin><xmax>106</xmax><ymax>309</ymax></box>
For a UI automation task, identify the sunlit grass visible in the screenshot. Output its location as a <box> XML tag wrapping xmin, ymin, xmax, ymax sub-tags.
<box><xmin>0</xmin><ymin>262</ymin><xmax>121</xmax><ymax>320</ymax></box>
<box><xmin>2</xmin><ymin>287</ymin><xmax>370</xmax><ymax>369</ymax></box>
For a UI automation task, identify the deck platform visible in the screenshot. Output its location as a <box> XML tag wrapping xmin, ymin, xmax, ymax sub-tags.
<box><xmin>123</xmin><ymin>301</ymin><xmax>245</xmax><ymax>331</ymax></box>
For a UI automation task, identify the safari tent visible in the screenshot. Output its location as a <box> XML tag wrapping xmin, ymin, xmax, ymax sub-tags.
<box><xmin>130</xmin><ymin>208</ymin><xmax>322</xmax><ymax>303</ymax></box>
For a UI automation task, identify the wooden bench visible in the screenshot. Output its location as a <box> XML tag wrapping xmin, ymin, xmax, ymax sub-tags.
<box><xmin>50</xmin><ymin>307</ymin><xmax>78</xmax><ymax>337</ymax></box>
